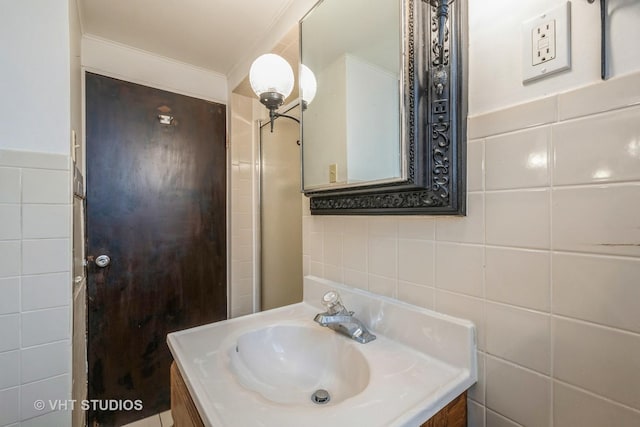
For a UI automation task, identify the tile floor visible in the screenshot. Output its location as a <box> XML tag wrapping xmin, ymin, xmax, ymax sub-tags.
<box><xmin>122</xmin><ymin>410</ymin><xmax>173</xmax><ymax>427</ymax></box>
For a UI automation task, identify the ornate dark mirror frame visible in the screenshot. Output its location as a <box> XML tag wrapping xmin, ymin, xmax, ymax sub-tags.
<box><xmin>303</xmin><ymin>0</ymin><xmax>467</xmax><ymax>215</ymax></box>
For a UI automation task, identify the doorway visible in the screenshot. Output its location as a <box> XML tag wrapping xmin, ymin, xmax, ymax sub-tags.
<box><xmin>85</xmin><ymin>73</ymin><xmax>227</xmax><ymax>426</ymax></box>
<box><xmin>259</xmin><ymin>105</ymin><xmax>303</xmax><ymax>310</ymax></box>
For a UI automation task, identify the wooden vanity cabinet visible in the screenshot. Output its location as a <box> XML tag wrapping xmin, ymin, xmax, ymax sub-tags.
<box><xmin>171</xmin><ymin>362</ymin><xmax>205</xmax><ymax>427</ymax></box>
<box><xmin>171</xmin><ymin>362</ymin><xmax>467</xmax><ymax>427</ymax></box>
<box><xmin>420</xmin><ymin>392</ymin><xmax>467</xmax><ymax>427</ymax></box>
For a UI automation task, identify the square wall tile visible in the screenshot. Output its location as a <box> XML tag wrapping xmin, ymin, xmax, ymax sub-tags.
<box><xmin>553</xmin><ymin>106</ymin><xmax>640</xmax><ymax>185</ymax></box>
<box><xmin>485</xmin><ymin>126</ymin><xmax>550</xmax><ymax>190</ymax></box>
<box><xmin>0</xmin><ymin>350</ymin><xmax>20</xmax><ymax>389</ymax></box>
<box><xmin>435</xmin><ymin>290</ymin><xmax>485</xmax><ymax>351</ymax></box>
<box><xmin>22</xmin><ymin>169</ymin><xmax>70</xmax><ymax>204</ymax></box>
<box><xmin>22</xmin><ymin>205</ymin><xmax>71</xmax><ymax>239</ymax></box>
<box><xmin>486</xmin><ymin>409</ymin><xmax>521</xmax><ymax>427</ymax></box>
<box><xmin>554</xmin><ymin>381</ymin><xmax>640</xmax><ymax>427</ymax></box>
<box><xmin>398</xmin><ymin>217</ymin><xmax>435</xmax><ymax>240</ymax></box>
<box><xmin>435</xmin><ymin>193</ymin><xmax>484</xmax><ymax>244</ymax></box>
<box><xmin>21</xmin><ymin>273</ymin><xmax>70</xmax><ymax>312</ymax></box>
<box><xmin>486</xmin><ymin>356</ymin><xmax>551</xmax><ymax>427</ymax></box>
<box><xmin>553</xmin><ymin>317</ymin><xmax>640</xmax><ymax>410</ymax></box>
<box><xmin>368</xmin><ymin>274</ymin><xmax>396</xmax><ymax>298</ymax></box>
<box><xmin>0</xmin><ymin>150</ymin><xmax>68</xmax><ymax>171</ymax></box>
<box><xmin>553</xmin><ymin>253</ymin><xmax>640</xmax><ymax>333</ymax></box>
<box><xmin>0</xmin><ymin>167</ymin><xmax>21</xmax><ymax>203</ymax></box>
<box><xmin>324</xmin><ymin>264</ymin><xmax>344</xmax><ymax>284</ymax></box>
<box><xmin>308</xmin><ymin>232</ymin><xmax>323</xmax><ymax>263</ymax></box>
<box><xmin>368</xmin><ymin>237</ymin><xmax>397</xmax><ymax>279</ymax></box>
<box><xmin>20</xmin><ymin>410</ymin><xmax>72</xmax><ymax>427</ymax></box>
<box><xmin>552</xmin><ymin>185</ymin><xmax>640</xmax><ymax>257</ymax></box>
<box><xmin>467</xmin><ymin>400</ymin><xmax>485</xmax><ymax>427</ymax></box>
<box><xmin>558</xmin><ymin>71</ymin><xmax>640</xmax><ymax>120</ymax></box>
<box><xmin>22</xmin><ymin>239</ymin><xmax>70</xmax><ymax>275</ymax></box>
<box><xmin>485</xmin><ymin>302</ymin><xmax>550</xmax><ymax>375</ymax></box>
<box><xmin>467</xmin><ymin>140</ymin><xmax>484</xmax><ymax>192</ymax></box>
<box><xmin>0</xmin><ymin>205</ymin><xmax>21</xmax><ymax>240</ymax></box>
<box><xmin>486</xmin><ymin>189</ymin><xmax>550</xmax><ymax>249</ymax></box>
<box><xmin>231</xmin><ymin>244</ymin><xmax>251</xmax><ymax>263</ymax></box>
<box><xmin>397</xmin><ymin>281</ymin><xmax>434</xmax><ymax>309</ymax></box>
<box><xmin>324</xmin><ymin>217</ymin><xmax>344</xmax><ymax>233</ymax></box>
<box><xmin>342</xmin><ymin>217</ymin><xmax>367</xmax><ymax>235</ymax></box>
<box><xmin>0</xmin><ymin>387</ymin><xmax>20</xmax><ymax>426</ymax></box>
<box><xmin>435</xmin><ymin>243</ymin><xmax>483</xmax><ymax>297</ymax></box>
<box><xmin>0</xmin><ymin>241</ymin><xmax>21</xmax><ymax>278</ymax></box>
<box><xmin>21</xmin><ymin>307</ymin><xmax>70</xmax><ymax>347</ymax></box>
<box><xmin>344</xmin><ymin>268</ymin><xmax>367</xmax><ymax>290</ymax></box>
<box><xmin>0</xmin><ymin>314</ymin><xmax>20</xmax><ymax>352</ymax></box>
<box><xmin>342</xmin><ymin>233</ymin><xmax>367</xmax><ymax>272</ymax></box>
<box><xmin>230</xmin><ymin>295</ymin><xmax>252</xmax><ymax>318</ymax></box>
<box><xmin>468</xmin><ymin>351</ymin><xmax>485</xmax><ymax>404</ymax></box>
<box><xmin>21</xmin><ymin>374</ymin><xmax>71</xmax><ymax>421</ymax></box>
<box><xmin>323</xmin><ymin>232</ymin><xmax>343</xmax><ymax>267</ymax></box>
<box><xmin>468</xmin><ymin>95</ymin><xmax>556</xmax><ymax>139</ymax></box>
<box><xmin>485</xmin><ymin>247</ymin><xmax>550</xmax><ymax>311</ymax></box>
<box><xmin>21</xmin><ymin>340</ymin><xmax>70</xmax><ymax>384</ymax></box>
<box><xmin>0</xmin><ymin>277</ymin><xmax>20</xmax><ymax>314</ymax></box>
<box><xmin>368</xmin><ymin>217</ymin><xmax>397</xmax><ymax>237</ymax></box>
<box><xmin>309</xmin><ymin>261</ymin><xmax>323</xmax><ymax>277</ymax></box>
<box><xmin>398</xmin><ymin>239</ymin><xmax>434</xmax><ymax>286</ymax></box>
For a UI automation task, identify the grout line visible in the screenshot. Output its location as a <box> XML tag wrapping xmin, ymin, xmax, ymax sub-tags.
<box><xmin>486</xmin><ymin>408</ymin><xmax>525</xmax><ymax>427</ymax></box>
<box><xmin>553</xmin><ymin>378</ymin><xmax>640</xmax><ymax>415</ymax></box>
<box><xmin>551</xmin><ymin>313</ymin><xmax>640</xmax><ymax>338</ymax></box>
<box><xmin>548</xmin><ymin>124</ymin><xmax>555</xmax><ymax>427</ymax></box>
<box><xmin>485</xmin><ymin>353</ymin><xmax>551</xmax><ymax>380</ymax></box>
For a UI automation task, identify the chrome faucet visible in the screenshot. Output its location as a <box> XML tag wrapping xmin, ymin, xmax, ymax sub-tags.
<box><xmin>313</xmin><ymin>291</ymin><xmax>376</xmax><ymax>344</ymax></box>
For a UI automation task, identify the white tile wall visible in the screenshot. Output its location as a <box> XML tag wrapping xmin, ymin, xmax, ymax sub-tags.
<box><xmin>230</xmin><ymin>94</ymin><xmax>258</xmax><ymax>318</ymax></box>
<box><xmin>0</xmin><ymin>278</ymin><xmax>20</xmax><ymax>314</ymax></box>
<box><xmin>0</xmin><ymin>149</ymin><xmax>72</xmax><ymax>426</ymax></box>
<box><xmin>486</xmin><ymin>357</ymin><xmax>551</xmax><ymax>427</ymax></box>
<box><xmin>302</xmin><ymin>72</ymin><xmax>640</xmax><ymax>426</ymax></box>
<box><xmin>553</xmin><ymin>382</ymin><xmax>640</xmax><ymax>427</ymax></box>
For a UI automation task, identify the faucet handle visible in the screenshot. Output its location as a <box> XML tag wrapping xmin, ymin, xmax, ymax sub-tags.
<box><xmin>321</xmin><ymin>291</ymin><xmax>345</xmax><ymax>314</ymax></box>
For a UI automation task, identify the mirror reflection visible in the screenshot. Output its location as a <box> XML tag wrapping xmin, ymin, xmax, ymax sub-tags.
<box><xmin>301</xmin><ymin>0</ymin><xmax>403</xmax><ymax>191</ymax></box>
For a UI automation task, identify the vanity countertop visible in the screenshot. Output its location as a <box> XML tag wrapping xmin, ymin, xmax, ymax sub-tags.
<box><xmin>167</xmin><ymin>276</ymin><xmax>477</xmax><ymax>427</ymax></box>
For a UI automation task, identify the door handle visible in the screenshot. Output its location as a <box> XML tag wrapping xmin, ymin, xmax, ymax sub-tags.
<box><xmin>87</xmin><ymin>254</ymin><xmax>111</xmax><ymax>268</ymax></box>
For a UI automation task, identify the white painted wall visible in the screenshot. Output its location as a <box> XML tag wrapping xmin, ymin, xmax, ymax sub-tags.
<box><xmin>469</xmin><ymin>0</ymin><xmax>640</xmax><ymax>115</ymax></box>
<box><xmin>226</xmin><ymin>0</ymin><xmax>317</xmax><ymax>93</ymax></box>
<box><xmin>0</xmin><ymin>0</ymin><xmax>71</xmax><ymax>155</ymax></box>
<box><xmin>81</xmin><ymin>36</ymin><xmax>228</xmax><ymax>104</ymax></box>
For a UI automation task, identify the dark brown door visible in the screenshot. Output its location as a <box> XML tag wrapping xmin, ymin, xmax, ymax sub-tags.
<box><xmin>85</xmin><ymin>72</ymin><xmax>227</xmax><ymax>426</ymax></box>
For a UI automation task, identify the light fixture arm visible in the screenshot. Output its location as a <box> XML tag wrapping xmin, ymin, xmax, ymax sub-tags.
<box><xmin>267</xmin><ymin>109</ymin><xmax>300</xmax><ymax>133</ymax></box>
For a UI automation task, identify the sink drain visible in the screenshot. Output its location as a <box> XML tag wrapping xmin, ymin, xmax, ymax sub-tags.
<box><xmin>311</xmin><ymin>389</ymin><xmax>331</xmax><ymax>405</ymax></box>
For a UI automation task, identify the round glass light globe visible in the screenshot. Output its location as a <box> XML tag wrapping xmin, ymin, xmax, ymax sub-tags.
<box><xmin>249</xmin><ymin>54</ymin><xmax>294</xmax><ymax>99</ymax></box>
<box><xmin>299</xmin><ymin>64</ymin><xmax>317</xmax><ymax>105</ymax></box>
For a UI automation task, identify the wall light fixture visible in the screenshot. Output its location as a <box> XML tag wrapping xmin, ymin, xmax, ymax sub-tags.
<box><xmin>249</xmin><ymin>53</ymin><xmax>316</xmax><ymax>132</ymax></box>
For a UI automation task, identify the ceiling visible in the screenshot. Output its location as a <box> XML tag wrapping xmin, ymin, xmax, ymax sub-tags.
<box><xmin>78</xmin><ymin>0</ymin><xmax>297</xmax><ymax>78</ymax></box>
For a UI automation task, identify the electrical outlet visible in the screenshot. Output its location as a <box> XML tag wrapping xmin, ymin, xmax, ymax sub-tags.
<box><xmin>532</xmin><ymin>20</ymin><xmax>556</xmax><ymax>65</ymax></box>
<box><xmin>522</xmin><ymin>2</ymin><xmax>571</xmax><ymax>84</ymax></box>
<box><xmin>329</xmin><ymin>163</ymin><xmax>337</xmax><ymax>183</ymax></box>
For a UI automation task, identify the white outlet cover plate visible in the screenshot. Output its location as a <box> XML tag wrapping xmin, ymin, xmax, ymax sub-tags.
<box><xmin>522</xmin><ymin>1</ymin><xmax>571</xmax><ymax>84</ymax></box>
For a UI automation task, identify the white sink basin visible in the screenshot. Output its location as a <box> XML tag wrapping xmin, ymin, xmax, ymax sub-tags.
<box><xmin>168</xmin><ymin>276</ymin><xmax>477</xmax><ymax>427</ymax></box>
<box><xmin>230</xmin><ymin>325</ymin><xmax>369</xmax><ymax>405</ymax></box>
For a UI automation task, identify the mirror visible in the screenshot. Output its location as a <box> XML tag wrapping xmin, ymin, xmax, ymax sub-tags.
<box><xmin>300</xmin><ymin>0</ymin><xmax>403</xmax><ymax>190</ymax></box>
<box><xmin>300</xmin><ymin>0</ymin><xmax>467</xmax><ymax>215</ymax></box>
